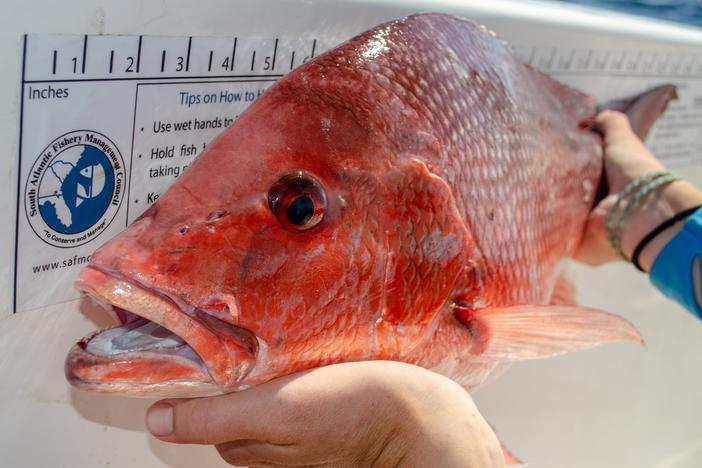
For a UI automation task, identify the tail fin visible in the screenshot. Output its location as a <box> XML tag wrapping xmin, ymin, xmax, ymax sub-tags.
<box><xmin>597</xmin><ymin>84</ymin><xmax>678</xmax><ymax>140</ymax></box>
<box><xmin>592</xmin><ymin>84</ymin><xmax>677</xmax><ymax>205</ymax></box>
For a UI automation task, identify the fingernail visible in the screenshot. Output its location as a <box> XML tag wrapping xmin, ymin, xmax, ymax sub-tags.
<box><xmin>146</xmin><ymin>403</ymin><xmax>173</xmax><ymax>436</ymax></box>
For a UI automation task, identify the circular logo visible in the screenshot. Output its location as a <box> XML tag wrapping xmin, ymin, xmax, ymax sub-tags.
<box><xmin>24</xmin><ymin>130</ymin><xmax>125</xmax><ymax>248</ymax></box>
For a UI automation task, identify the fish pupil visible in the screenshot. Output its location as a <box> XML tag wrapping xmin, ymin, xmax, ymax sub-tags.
<box><xmin>286</xmin><ymin>195</ymin><xmax>314</xmax><ymax>226</ymax></box>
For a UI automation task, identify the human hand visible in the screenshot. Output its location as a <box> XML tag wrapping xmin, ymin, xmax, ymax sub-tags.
<box><xmin>575</xmin><ymin>110</ymin><xmax>702</xmax><ymax>269</ymax></box>
<box><xmin>146</xmin><ymin>361</ymin><xmax>506</xmax><ymax>467</ymax></box>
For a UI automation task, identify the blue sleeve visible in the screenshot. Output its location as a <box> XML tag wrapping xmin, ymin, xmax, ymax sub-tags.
<box><xmin>649</xmin><ymin>207</ymin><xmax>702</xmax><ymax>319</ymax></box>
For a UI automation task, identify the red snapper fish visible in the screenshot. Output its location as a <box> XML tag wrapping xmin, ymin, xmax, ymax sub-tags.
<box><xmin>66</xmin><ymin>13</ymin><xmax>672</xmax><ymax>397</ymax></box>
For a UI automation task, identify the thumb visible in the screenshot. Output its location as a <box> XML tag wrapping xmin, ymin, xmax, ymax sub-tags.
<box><xmin>146</xmin><ymin>389</ymin><xmax>280</xmax><ymax>445</ymax></box>
<box><xmin>574</xmin><ymin>195</ymin><xmax>618</xmax><ymax>265</ymax></box>
<box><xmin>595</xmin><ymin>110</ymin><xmax>634</xmax><ymax>143</ymax></box>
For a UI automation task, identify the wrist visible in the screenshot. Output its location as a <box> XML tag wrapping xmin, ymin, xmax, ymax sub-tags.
<box><xmin>620</xmin><ymin>180</ymin><xmax>702</xmax><ymax>271</ymax></box>
<box><xmin>351</xmin><ymin>363</ymin><xmax>438</xmax><ymax>468</ymax></box>
<box><xmin>395</xmin><ymin>371</ymin><xmax>505</xmax><ymax>468</ymax></box>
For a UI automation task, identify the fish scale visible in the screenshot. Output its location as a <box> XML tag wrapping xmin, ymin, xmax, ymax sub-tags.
<box><xmin>67</xmin><ymin>13</ymin><xmax>657</xmax><ymax>401</ymax></box>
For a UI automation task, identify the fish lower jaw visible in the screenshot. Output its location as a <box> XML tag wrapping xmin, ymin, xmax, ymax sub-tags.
<box><xmin>66</xmin><ymin>335</ymin><xmax>222</xmax><ymax>398</ymax></box>
<box><xmin>66</xmin><ymin>266</ymin><xmax>257</xmax><ymax>397</ymax></box>
<box><xmin>65</xmin><ymin>303</ymin><xmax>222</xmax><ymax>397</ymax></box>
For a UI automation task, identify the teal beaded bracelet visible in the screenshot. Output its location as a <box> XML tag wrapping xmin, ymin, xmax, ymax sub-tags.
<box><xmin>607</xmin><ymin>171</ymin><xmax>681</xmax><ymax>261</ymax></box>
<box><xmin>606</xmin><ymin>172</ymin><xmax>667</xmax><ymax>257</ymax></box>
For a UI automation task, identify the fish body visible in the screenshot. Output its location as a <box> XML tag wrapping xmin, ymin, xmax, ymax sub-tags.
<box><xmin>66</xmin><ymin>14</ymin><xmax>651</xmax><ymax>397</ymax></box>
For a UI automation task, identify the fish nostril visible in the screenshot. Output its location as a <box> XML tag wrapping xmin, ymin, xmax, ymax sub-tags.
<box><xmin>177</xmin><ymin>225</ymin><xmax>189</xmax><ymax>235</ymax></box>
<box><xmin>207</xmin><ymin>210</ymin><xmax>227</xmax><ymax>221</ymax></box>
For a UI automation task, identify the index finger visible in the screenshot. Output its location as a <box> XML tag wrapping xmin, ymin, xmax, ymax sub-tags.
<box><xmin>595</xmin><ymin>110</ymin><xmax>635</xmax><ymax>142</ymax></box>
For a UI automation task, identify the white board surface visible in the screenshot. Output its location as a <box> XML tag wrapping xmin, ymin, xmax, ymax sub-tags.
<box><xmin>1</xmin><ymin>1</ymin><xmax>702</xmax><ymax>467</ymax></box>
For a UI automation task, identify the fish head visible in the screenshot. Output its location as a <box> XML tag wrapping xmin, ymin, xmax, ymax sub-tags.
<box><xmin>66</xmin><ymin>50</ymin><xmax>476</xmax><ymax>397</ymax></box>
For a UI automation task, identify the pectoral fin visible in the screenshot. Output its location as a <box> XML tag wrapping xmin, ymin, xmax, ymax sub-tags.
<box><xmin>550</xmin><ymin>273</ymin><xmax>577</xmax><ymax>306</ymax></box>
<box><xmin>454</xmin><ymin>304</ymin><xmax>643</xmax><ymax>361</ymax></box>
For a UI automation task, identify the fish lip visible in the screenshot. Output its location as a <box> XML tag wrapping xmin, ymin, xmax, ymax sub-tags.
<box><xmin>66</xmin><ymin>265</ymin><xmax>257</xmax><ymax>396</ymax></box>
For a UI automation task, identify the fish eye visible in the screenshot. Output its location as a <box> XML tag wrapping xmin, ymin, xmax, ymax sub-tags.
<box><xmin>268</xmin><ymin>171</ymin><xmax>326</xmax><ymax>231</ymax></box>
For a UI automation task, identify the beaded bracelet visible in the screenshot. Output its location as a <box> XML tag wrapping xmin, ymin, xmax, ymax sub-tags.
<box><xmin>606</xmin><ymin>171</ymin><xmax>667</xmax><ymax>259</ymax></box>
<box><xmin>606</xmin><ymin>171</ymin><xmax>682</xmax><ymax>261</ymax></box>
<box><xmin>612</xmin><ymin>173</ymin><xmax>682</xmax><ymax>260</ymax></box>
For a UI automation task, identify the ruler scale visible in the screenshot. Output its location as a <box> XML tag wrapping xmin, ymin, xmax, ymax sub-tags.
<box><xmin>515</xmin><ymin>46</ymin><xmax>702</xmax><ymax>76</ymax></box>
<box><xmin>24</xmin><ymin>34</ymin><xmax>323</xmax><ymax>82</ymax></box>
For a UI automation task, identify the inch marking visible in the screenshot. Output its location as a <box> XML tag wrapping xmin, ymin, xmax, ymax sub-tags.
<box><xmin>251</xmin><ymin>50</ymin><xmax>256</xmax><ymax>71</ymax></box>
<box><xmin>527</xmin><ymin>47</ymin><xmax>536</xmax><ymax>64</ymax></box>
<box><xmin>272</xmin><ymin>38</ymin><xmax>278</xmax><ymax>71</ymax></box>
<box><xmin>208</xmin><ymin>50</ymin><xmax>213</xmax><ymax>72</ymax></box>
<box><xmin>231</xmin><ymin>37</ymin><xmax>237</xmax><ymax>71</ymax></box>
<box><xmin>593</xmin><ymin>50</ymin><xmax>610</xmax><ymax>70</ymax></box>
<box><xmin>542</xmin><ymin>48</ymin><xmax>556</xmax><ymax>69</ymax></box>
<box><xmin>612</xmin><ymin>51</ymin><xmax>626</xmax><ymax>71</ymax></box>
<box><xmin>557</xmin><ymin>49</ymin><xmax>575</xmax><ymax>70</ymax></box>
<box><xmin>161</xmin><ymin>50</ymin><xmax>166</xmax><ymax>72</ymax></box>
<box><xmin>81</xmin><ymin>35</ymin><xmax>87</xmax><ymax>74</ymax></box>
<box><xmin>626</xmin><ymin>51</ymin><xmax>643</xmax><ymax>72</ymax></box>
<box><xmin>109</xmin><ymin>50</ymin><xmax>114</xmax><ymax>73</ymax></box>
<box><xmin>136</xmin><ymin>35</ymin><xmax>143</xmax><ymax>73</ymax></box>
<box><xmin>185</xmin><ymin>36</ymin><xmax>192</xmax><ymax>72</ymax></box>
<box><xmin>52</xmin><ymin>50</ymin><xmax>57</xmax><ymax>74</ymax></box>
<box><xmin>290</xmin><ymin>50</ymin><xmax>295</xmax><ymax>70</ymax></box>
<box><xmin>579</xmin><ymin>49</ymin><xmax>593</xmax><ymax>69</ymax></box>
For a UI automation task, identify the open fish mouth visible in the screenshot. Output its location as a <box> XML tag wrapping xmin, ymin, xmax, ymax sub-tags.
<box><xmin>66</xmin><ymin>266</ymin><xmax>257</xmax><ymax>397</ymax></box>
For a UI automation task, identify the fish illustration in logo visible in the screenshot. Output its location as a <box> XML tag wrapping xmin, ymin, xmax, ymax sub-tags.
<box><xmin>76</xmin><ymin>164</ymin><xmax>107</xmax><ymax>207</ymax></box>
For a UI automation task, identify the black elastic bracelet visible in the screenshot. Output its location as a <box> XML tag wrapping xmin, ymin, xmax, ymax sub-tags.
<box><xmin>632</xmin><ymin>204</ymin><xmax>702</xmax><ymax>272</ymax></box>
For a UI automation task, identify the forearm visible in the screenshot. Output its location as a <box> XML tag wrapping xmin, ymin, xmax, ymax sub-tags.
<box><xmin>620</xmin><ymin>180</ymin><xmax>702</xmax><ymax>271</ymax></box>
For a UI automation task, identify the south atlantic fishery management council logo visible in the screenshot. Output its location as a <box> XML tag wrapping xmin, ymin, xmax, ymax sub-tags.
<box><xmin>25</xmin><ymin>130</ymin><xmax>125</xmax><ymax>248</ymax></box>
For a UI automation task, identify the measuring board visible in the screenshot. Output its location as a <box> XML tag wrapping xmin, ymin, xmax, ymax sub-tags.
<box><xmin>14</xmin><ymin>33</ymin><xmax>702</xmax><ymax>313</ymax></box>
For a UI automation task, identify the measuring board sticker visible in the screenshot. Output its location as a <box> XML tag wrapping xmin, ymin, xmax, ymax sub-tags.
<box><xmin>14</xmin><ymin>33</ymin><xmax>330</xmax><ymax>313</ymax></box>
<box><xmin>13</xmin><ymin>34</ymin><xmax>702</xmax><ymax>313</ymax></box>
<box><xmin>513</xmin><ymin>46</ymin><xmax>702</xmax><ymax>169</ymax></box>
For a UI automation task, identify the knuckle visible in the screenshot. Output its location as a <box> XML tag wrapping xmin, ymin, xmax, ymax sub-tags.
<box><xmin>173</xmin><ymin>399</ymin><xmax>213</xmax><ymax>441</ymax></box>
<box><xmin>602</xmin><ymin>110</ymin><xmax>630</xmax><ymax>128</ymax></box>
